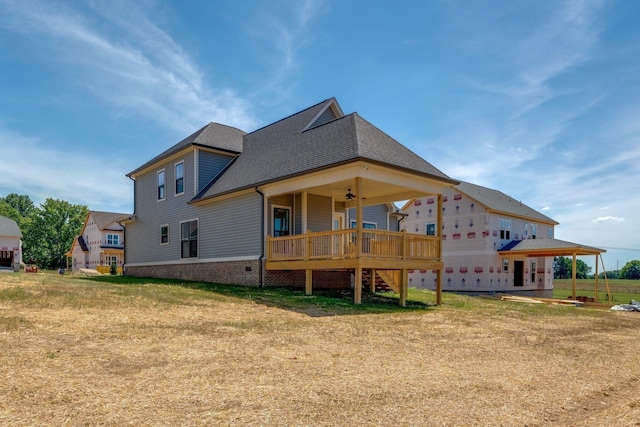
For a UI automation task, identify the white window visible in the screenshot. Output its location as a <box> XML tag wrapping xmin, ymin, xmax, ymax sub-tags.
<box><xmin>180</xmin><ymin>220</ymin><xmax>198</xmax><ymax>258</ymax></box>
<box><xmin>531</xmin><ymin>224</ymin><xmax>537</xmax><ymax>239</ymax></box>
<box><xmin>548</xmin><ymin>227</ymin><xmax>553</xmax><ymax>238</ymax></box>
<box><xmin>157</xmin><ymin>170</ymin><xmax>166</xmax><ymax>200</ymax></box>
<box><xmin>106</xmin><ymin>234</ymin><xmax>120</xmax><ymax>246</ymax></box>
<box><xmin>175</xmin><ymin>162</ymin><xmax>184</xmax><ymax>195</ymax></box>
<box><xmin>105</xmin><ymin>255</ymin><xmax>117</xmax><ymax>265</ymax></box>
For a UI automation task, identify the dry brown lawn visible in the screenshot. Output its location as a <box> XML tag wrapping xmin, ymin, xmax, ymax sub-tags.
<box><xmin>1</xmin><ymin>272</ymin><xmax>639</xmax><ymax>426</ymax></box>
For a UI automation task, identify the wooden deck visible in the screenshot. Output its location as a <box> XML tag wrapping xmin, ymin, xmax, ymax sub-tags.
<box><xmin>266</xmin><ymin>229</ymin><xmax>442</xmax><ymax>270</ymax></box>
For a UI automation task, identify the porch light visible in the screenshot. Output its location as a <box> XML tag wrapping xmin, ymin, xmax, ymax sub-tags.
<box><xmin>345</xmin><ymin>188</ymin><xmax>356</xmax><ymax>200</ymax></box>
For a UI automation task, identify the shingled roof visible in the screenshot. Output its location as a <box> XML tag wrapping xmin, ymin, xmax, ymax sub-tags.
<box><xmin>90</xmin><ymin>211</ymin><xmax>130</xmax><ymax>230</ymax></box>
<box><xmin>128</xmin><ymin>122</ymin><xmax>246</xmax><ymax>177</ymax></box>
<box><xmin>0</xmin><ymin>215</ymin><xmax>22</xmax><ymax>238</ymax></box>
<box><xmin>192</xmin><ymin>98</ymin><xmax>456</xmax><ymax>202</ymax></box>
<box><xmin>456</xmin><ymin>181</ymin><xmax>558</xmax><ymax>225</ymax></box>
<box><xmin>498</xmin><ymin>238</ymin><xmax>604</xmax><ymax>256</ymax></box>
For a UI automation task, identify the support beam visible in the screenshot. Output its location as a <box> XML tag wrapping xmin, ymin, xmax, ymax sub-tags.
<box><xmin>370</xmin><ymin>268</ymin><xmax>376</xmax><ymax>293</ymax></box>
<box><xmin>305</xmin><ymin>269</ymin><xmax>312</xmax><ymax>296</ymax></box>
<box><xmin>400</xmin><ymin>269</ymin><xmax>408</xmax><ymax>307</ymax></box>
<box><xmin>354</xmin><ymin>267</ymin><xmax>362</xmax><ymax>304</ymax></box>
<box><xmin>571</xmin><ymin>252</ymin><xmax>577</xmax><ymax>299</ymax></box>
<box><xmin>594</xmin><ymin>254</ymin><xmax>599</xmax><ymax>303</ymax></box>
<box><xmin>436</xmin><ymin>269</ymin><xmax>442</xmax><ymax>306</ymax></box>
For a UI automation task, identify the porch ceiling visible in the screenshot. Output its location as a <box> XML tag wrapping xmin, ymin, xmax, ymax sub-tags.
<box><xmin>261</xmin><ymin>161</ymin><xmax>451</xmax><ymax>207</ymax></box>
<box><xmin>304</xmin><ymin>178</ymin><xmax>429</xmax><ymax>207</ymax></box>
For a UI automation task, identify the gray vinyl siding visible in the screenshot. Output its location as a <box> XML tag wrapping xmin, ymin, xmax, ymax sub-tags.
<box><xmin>198</xmin><ymin>192</ymin><xmax>262</xmax><ymax>258</ymax></box>
<box><xmin>128</xmin><ymin>151</ymin><xmax>262</xmax><ymax>264</ymax></box>
<box><xmin>347</xmin><ymin>204</ymin><xmax>391</xmax><ymax>230</ymax></box>
<box><xmin>310</xmin><ymin>108</ymin><xmax>337</xmax><ymax>128</ymax></box>
<box><xmin>198</xmin><ymin>151</ymin><xmax>236</xmax><ymax>193</ymax></box>
<box><xmin>307</xmin><ymin>194</ymin><xmax>332</xmax><ymax>232</ymax></box>
<box><xmin>128</xmin><ymin>152</ymin><xmax>196</xmax><ymax>264</ymax></box>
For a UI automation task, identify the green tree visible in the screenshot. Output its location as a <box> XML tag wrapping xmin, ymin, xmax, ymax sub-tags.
<box><xmin>0</xmin><ymin>193</ymin><xmax>35</xmax><ymax>228</ymax></box>
<box><xmin>620</xmin><ymin>260</ymin><xmax>640</xmax><ymax>280</ymax></box>
<box><xmin>553</xmin><ymin>256</ymin><xmax>591</xmax><ymax>279</ymax></box>
<box><xmin>22</xmin><ymin>199</ymin><xmax>87</xmax><ymax>269</ymax></box>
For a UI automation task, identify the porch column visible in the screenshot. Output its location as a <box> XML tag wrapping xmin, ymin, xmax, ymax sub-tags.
<box><xmin>354</xmin><ymin>177</ymin><xmax>363</xmax><ymax>304</ymax></box>
<box><xmin>594</xmin><ymin>254</ymin><xmax>599</xmax><ymax>303</ymax></box>
<box><xmin>437</xmin><ymin>194</ymin><xmax>443</xmax><ymax>305</ymax></box>
<box><xmin>571</xmin><ymin>252</ymin><xmax>577</xmax><ymax>299</ymax></box>
<box><xmin>302</xmin><ymin>191</ymin><xmax>308</xmax><ymax>232</ymax></box>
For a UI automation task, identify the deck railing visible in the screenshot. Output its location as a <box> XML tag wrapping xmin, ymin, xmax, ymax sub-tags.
<box><xmin>268</xmin><ymin>229</ymin><xmax>440</xmax><ymax>262</ymax></box>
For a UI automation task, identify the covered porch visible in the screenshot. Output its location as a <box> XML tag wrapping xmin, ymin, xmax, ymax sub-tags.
<box><xmin>498</xmin><ymin>238</ymin><xmax>610</xmax><ymax>302</ymax></box>
<box><xmin>261</xmin><ymin>163</ymin><xmax>452</xmax><ymax>306</ymax></box>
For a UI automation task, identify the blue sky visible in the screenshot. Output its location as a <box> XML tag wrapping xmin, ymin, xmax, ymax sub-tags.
<box><xmin>1</xmin><ymin>0</ymin><xmax>638</xmax><ymax>271</ymax></box>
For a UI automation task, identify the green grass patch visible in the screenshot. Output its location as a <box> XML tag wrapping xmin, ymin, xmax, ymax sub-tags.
<box><xmin>553</xmin><ymin>278</ymin><xmax>640</xmax><ymax>304</ymax></box>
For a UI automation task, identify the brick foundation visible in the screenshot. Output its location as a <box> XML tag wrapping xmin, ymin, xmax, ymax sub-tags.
<box><xmin>126</xmin><ymin>261</ymin><xmax>352</xmax><ymax>289</ymax></box>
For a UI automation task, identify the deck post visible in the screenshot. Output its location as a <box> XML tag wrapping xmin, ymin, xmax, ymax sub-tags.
<box><xmin>436</xmin><ymin>269</ymin><xmax>442</xmax><ymax>305</ymax></box>
<box><xmin>305</xmin><ymin>269</ymin><xmax>312</xmax><ymax>296</ymax></box>
<box><xmin>370</xmin><ymin>268</ymin><xmax>376</xmax><ymax>293</ymax></box>
<box><xmin>355</xmin><ymin>267</ymin><xmax>362</xmax><ymax>304</ymax></box>
<box><xmin>400</xmin><ymin>269</ymin><xmax>408</xmax><ymax>307</ymax></box>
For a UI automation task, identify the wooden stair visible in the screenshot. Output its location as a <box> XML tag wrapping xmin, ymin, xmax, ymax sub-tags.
<box><xmin>362</xmin><ymin>270</ymin><xmax>398</xmax><ymax>293</ymax></box>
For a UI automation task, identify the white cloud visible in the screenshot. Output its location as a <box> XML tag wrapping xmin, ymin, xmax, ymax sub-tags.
<box><xmin>0</xmin><ymin>0</ymin><xmax>256</xmax><ymax>133</ymax></box>
<box><xmin>592</xmin><ymin>216</ymin><xmax>625</xmax><ymax>223</ymax></box>
<box><xmin>0</xmin><ymin>126</ymin><xmax>131</xmax><ymax>212</ymax></box>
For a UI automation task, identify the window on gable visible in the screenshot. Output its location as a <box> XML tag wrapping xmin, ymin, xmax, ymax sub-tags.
<box><xmin>175</xmin><ymin>162</ymin><xmax>184</xmax><ymax>195</ymax></box>
<box><xmin>106</xmin><ymin>234</ymin><xmax>119</xmax><ymax>246</ymax></box>
<box><xmin>158</xmin><ymin>170</ymin><xmax>166</xmax><ymax>200</ymax></box>
<box><xmin>181</xmin><ymin>220</ymin><xmax>198</xmax><ymax>258</ymax></box>
<box><xmin>161</xmin><ymin>225</ymin><xmax>169</xmax><ymax>244</ymax></box>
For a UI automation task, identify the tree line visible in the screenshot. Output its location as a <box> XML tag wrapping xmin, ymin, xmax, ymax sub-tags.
<box><xmin>0</xmin><ymin>193</ymin><xmax>87</xmax><ymax>269</ymax></box>
<box><xmin>553</xmin><ymin>256</ymin><xmax>640</xmax><ymax>280</ymax></box>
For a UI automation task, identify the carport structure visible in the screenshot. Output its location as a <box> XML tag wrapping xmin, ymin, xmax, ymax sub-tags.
<box><xmin>498</xmin><ymin>238</ymin><xmax>611</xmax><ymax>302</ymax></box>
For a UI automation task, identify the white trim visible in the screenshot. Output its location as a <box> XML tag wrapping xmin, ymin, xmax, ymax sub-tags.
<box><xmin>174</xmin><ymin>160</ymin><xmax>185</xmax><ymax>197</ymax></box>
<box><xmin>125</xmin><ymin>255</ymin><xmax>261</xmax><ymax>268</ymax></box>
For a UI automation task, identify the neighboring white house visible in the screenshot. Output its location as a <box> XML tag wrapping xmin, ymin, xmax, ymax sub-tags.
<box><xmin>400</xmin><ymin>181</ymin><xmax>604</xmax><ymax>296</ymax></box>
<box><xmin>0</xmin><ymin>215</ymin><xmax>22</xmax><ymax>272</ymax></box>
<box><xmin>67</xmin><ymin>211</ymin><xmax>128</xmax><ymax>272</ymax></box>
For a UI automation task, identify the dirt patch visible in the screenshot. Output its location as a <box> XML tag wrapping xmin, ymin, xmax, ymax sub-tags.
<box><xmin>1</xmin><ymin>275</ymin><xmax>640</xmax><ymax>426</ymax></box>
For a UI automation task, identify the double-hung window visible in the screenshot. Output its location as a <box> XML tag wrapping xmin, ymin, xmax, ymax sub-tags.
<box><xmin>175</xmin><ymin>162</ymin><xmax>184</xmax><ymax>195</ymax></box>
<box><xmin>181</xmin><ymin>220</ymin><xmax>198</xmax><ymax>258</ymax></box>
<box><xmin>499</xmin><ymin>219</ymin><xmax>512</xmax><ymax>240</ymax></box>
<box><xmin>350</xmin><ymin>221</ymin><xmax>377</xmax><ymax>229</ymax></box>
<box><xmin>106</xmin><ymin>234</ymin><xmax>119</xmax><ymax>246</ymax></box>
<box><xmin>160</xmin><ymin>225</ymin><xmax>169</xmax><ymax>244</ymax></box>
<box><xmin>157</xmin><ymin>170</ymin><xmax>166</xmax><ymax>200</ymax></box>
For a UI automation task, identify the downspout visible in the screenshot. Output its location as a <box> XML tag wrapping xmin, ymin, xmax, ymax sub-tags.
<box><xmin>255</xmin><ymin>186</ymin><xmax>265</xmax><ymax>287</ymax></box>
